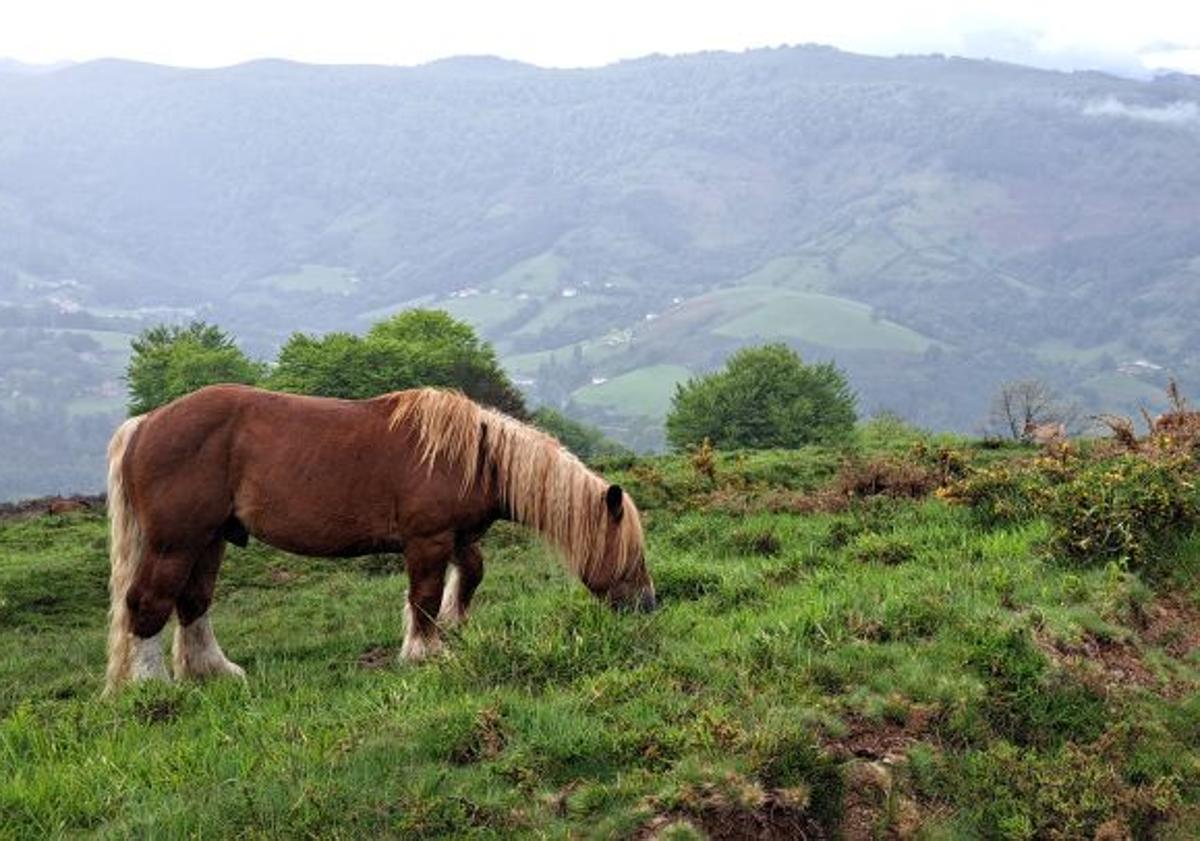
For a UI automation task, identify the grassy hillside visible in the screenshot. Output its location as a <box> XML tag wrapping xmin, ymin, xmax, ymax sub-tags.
<box><xmin>5</xmin><ymin>46</ymin><xmax>1200</xmax><ymax>497</ymax></box>
<box><xmin>3</xmin><ymin>435</ymin><xmax>1198</xmax><ymax>837</ymax></box>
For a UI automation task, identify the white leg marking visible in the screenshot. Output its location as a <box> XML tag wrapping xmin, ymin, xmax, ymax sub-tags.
<box><xmin>173</xmin><ymin>615</ymin><xmax>245</xmax><ymax>680</ymax></box>
<box><xmin>401</xmin><ymin>602</ymin><xmax>443</xmax><ymax>662</ymax></box>
<box><xmin>437</xmin><ymin>565</ymin><xmax>464</xmax><ymax>627</ymax></box>
<box><xmin>130</xmin><ymin>631</ymin><xmax>170</xmax><ymax>682</ymax></box>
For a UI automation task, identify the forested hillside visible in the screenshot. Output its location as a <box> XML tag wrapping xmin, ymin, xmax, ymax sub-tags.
<box><xmin>3</xmin><ymin>46</ymin><xmax>1200</xmax><ymax>497</ymax></box>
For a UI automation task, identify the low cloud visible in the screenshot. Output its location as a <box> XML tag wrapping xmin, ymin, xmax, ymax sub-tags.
<box><xmin>1082</xmin><ymin>97</ymin><xmax>1200</xmax><ymax>125</ymax></box>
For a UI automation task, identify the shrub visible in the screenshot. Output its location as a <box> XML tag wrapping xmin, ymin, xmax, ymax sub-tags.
<box><xmin>939</xmin><ymin>461</ymin><xmax>1054</xmax><ymax>527</ymax></box>
<box><xmin>832</xmin><ymin>455</ymin><xmax>937</xmax><ymax>500</ymax></box>
<box><xmin>1046</xmin><ymin>455</ymin><xmax>1200</xmax><ymax>572</ymax></box>
<box><xmin>269</xmin><ymin>309</ymin><xmax>526</xmax><ymax>415</ymax></box>
<box><xmin>125</xmin><ymin>322</ymin><xmax>263</xmax><ymax>414</ymax></box>
<box><xmin>666</xmin><ymin>344</ymin><xmax>856</xmax><ymax>451</ymax></box>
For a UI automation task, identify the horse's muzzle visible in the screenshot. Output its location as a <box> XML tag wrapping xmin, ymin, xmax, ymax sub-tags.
<box><xmin>636</xmin><ymin>590</ymin><xmax>658</xmax><ymax>613</ymax></box>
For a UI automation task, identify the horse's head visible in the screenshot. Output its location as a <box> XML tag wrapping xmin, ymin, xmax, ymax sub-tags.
<box><xmin>584</xmin><ymin>484</ymin><xmax>656</xmax><ymax>612</ymax></box>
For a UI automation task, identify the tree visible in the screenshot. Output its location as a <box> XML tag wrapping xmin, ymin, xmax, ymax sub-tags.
<box><xmin>268</xmin><ymin>310</ymin><xmax>527</xmax><ymax>416</ymax></box>
<box><xmin>125</xmin><ymin>322</ymin><xmax>262</xmax><ymax>415</ymax></box>
<box><xmin>665</xmin><ymin>343</ymin><xmax>856</xmax><ymax>450</ymax></box>
<box><xmin>987</xmin><ymin>379</ymin><xmax>1080</xmax><ymax>441</ymax></box>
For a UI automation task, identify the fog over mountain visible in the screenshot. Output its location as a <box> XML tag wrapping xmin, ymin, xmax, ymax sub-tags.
<box><xmin>2</xmin><ymin>45</ymin><xmax>1199</xmax><ymax>498</ymax></box>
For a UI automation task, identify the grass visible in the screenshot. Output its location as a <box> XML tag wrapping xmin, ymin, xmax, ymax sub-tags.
<box><xmin>713</xmin><ymin>289</ymin><xmax>933</xmax><ymax>353</ymax></box>
<box><xmin>257</xmin><ymin>264</ymin><xmax>359</xmax><ymax>295</ymax></box>
<box><xmin>2</xmin><ymin>445</ymin><xmax>1198</xmax><ymax>837</ymax></box>
<box><xmin>435</xmin><ymin>295</ymin><xmax>527</xmax><ymax>334</ymax></box>
<box><xmin>571</xmin><ymin>364</ymin><xmax>693</xmax><ymax>418</ymax></box>
<box><xmin>1082</xmin><ymin>372</ymin><xmax>1169</xmax><ymax>408</ymax></box>
<box><xmin>490</xmin><ymin>252</ymin><xmax>566</xmax><ymax>296</ymax></box>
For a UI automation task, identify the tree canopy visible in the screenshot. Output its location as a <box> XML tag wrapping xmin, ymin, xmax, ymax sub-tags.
<box><xmin>267</xmin><ymin>310</ymin><xmax>527</xmax><ymax>416</ymax></box>
<box><xmin>665</xmin><ymin>343</ymin><xmax>856</xmax><ymax>450</ymax></box>
<box><xmin>126</xmin><ymin>322</ymin><xmax>262</xmax><ymax>415</ymax></box>
<box><xmin>125</xmin><ymin>311</ymin><xmax>526</xmax><ymax>418</ymax></box>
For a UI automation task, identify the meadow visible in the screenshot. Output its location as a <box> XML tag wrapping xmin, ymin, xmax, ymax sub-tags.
<box><xmin>2</xmin><ymin>430</ymin><xmax>1199</xmax><ymax>838</ymax></box>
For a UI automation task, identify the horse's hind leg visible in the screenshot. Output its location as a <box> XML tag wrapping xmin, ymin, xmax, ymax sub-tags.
<box><xmin>173</xmin><ymin>540</ymin><xmax>244</xmax><ymax>681</ymax></box>
<box><xmin>402</xmin><ymin>533</ymin><xmax>452</xmax><ymax>661</ymax></box>
<box><xmin>124</xmin><ymin>550</ymin><xmax>195</xmax><ymax>683</ymax></box>
<box><xmin>439</xmin><ymin>540</ymin><xmax>484</xmax><ymax>628</ymax></box>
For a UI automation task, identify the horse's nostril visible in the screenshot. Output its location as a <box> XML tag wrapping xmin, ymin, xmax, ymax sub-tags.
<box><xmin>638</xmin><ymin>591</ymin><xmax>658</xmax><ymax>613</ymax></box>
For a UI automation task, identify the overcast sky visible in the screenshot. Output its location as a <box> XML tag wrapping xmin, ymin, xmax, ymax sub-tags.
<box><xmin>3</xmin><ymin>0</ymin><xmax>1200</xmax><ymax>77</ymax></box>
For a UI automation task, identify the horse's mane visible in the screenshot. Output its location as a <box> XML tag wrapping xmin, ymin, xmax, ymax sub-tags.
<box><xmin>388</xmin><ymin>389</ymin><xmax>643</xmax><ymax>586</ymax></box>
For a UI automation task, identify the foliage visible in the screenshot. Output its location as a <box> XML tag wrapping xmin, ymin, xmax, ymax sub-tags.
<box><xmin>666</xmin><ymin>344</ymin><xmax>856</xmax><ymax>451</ymax></box>
<box><xmin>1047</xmin><ymin>455</ymin><xmax>1200</xmax><ymax>573</ymax></box>
<box><xmin>530</xmin><ymin>407</ymin><xmax>630</xmax><ymax>462</ymax></box>
<box><xmin>939</xmin><ymin>460</ymin><xmax>1057</xmax><ymax>527</ymax></box>
<box><xmin>125</xmin><ymin>322</ymin><xmax>262</xmax><ymax>415</ymax></box>
<box><xmin>269</xmin><ymin>310</ymin><xmax>527</xmax><ymax>416</ymax></box>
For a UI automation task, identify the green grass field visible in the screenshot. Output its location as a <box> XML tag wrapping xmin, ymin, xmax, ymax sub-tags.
<box><xmin>571</xmin><ymin>364</ymin><xmax>692</xmax><ymax>418</ymax></box>
<box><xmin>713</xmin><ymin>289</ymin><xmax>933</xmax><ymax>353</ymax></box>
<box><xmin>258</xmin><ymin>265</ymin><xmax>359</xmax><ymax>295</ymax></box>
<box><xmin>2</xmin><ymin>443</ymin><xmax>1198</xmax><ymax>838</ymax></box>
<box><xmin>435</xmin><ymin>295</ymin><xmax>527</xmax><ymax>334</ymax></box>
<box><xmin>490</xmin><ymin>252</ymin><xmax>566</xmax><ymax>296</ymax></box>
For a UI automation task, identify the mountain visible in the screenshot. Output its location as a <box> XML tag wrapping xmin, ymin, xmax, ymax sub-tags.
<box><xmin>2</xmin><ymin>46</ymin><xmax>1199</xmax><ymax>497</ymax></box>
<box><xmin>0</xmin><ymin>58</ymin><xmax>74</xmax><ymax>75</ymax></box>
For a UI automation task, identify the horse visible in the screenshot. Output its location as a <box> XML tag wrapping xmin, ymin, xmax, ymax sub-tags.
<box><xmin>103</xmin><ymin>384</ymin><xmax>654</xmax><ymax>694</ymax></box>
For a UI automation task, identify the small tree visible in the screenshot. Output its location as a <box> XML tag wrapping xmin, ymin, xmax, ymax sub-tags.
<box><xmin>125</xmin><ymin>322</ymin><xmax>262</xmax><ymax>415</ymax></box>
<box><xmin>666</xmin><ymin>343</ymin><xmax>856</xmax><ymax>450</ymax></box>
<box><xmin>268</xmin><ymin>309</ymin><xmax>527</xmax><ymax>416</ymax></box>
<box><xmin>988</xmin><ymin>379</ymin><xmax>1079</xmax><ymax>441</ymax></box>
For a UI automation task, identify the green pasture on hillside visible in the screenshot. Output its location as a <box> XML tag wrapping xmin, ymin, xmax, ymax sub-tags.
<box><xmin>571</xmin><ymin>364</ymin><xmax>692</xmax><ymax>419</ymax></box>
<box><xmin>713</xmin><ymin>289</ymin><xmax>933</xmax><ymax>353</ymax></box>
<box><xmin>2</xmin><ymin>443</ymin><xmax>1198</xmax><ymax>838</ymax></box>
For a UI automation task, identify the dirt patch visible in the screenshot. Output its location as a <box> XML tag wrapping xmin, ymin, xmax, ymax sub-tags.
<box><xmin>840</xmin><ymin>761</ymin><xmax>924</xmax><ymax>841</ymax></box>
<box><xmin>357</xmin><ymin>645</ymin><xmax>394</xmax><ymax>670</ymax></box>
<box><xmin>639</xmin><ymin>787</ymin><xmax>824</xmax><ymax>840</ymax></box>
<box><xmin>1037</xmin><ymin>594</ymin><xmax>1200</xmax><ymax>699</ymax></box>
<box><xmin>826</xmin><ymin>706</ymin><xmax>938</xmax><ymax>762</ymax></box>
<box><xmin>1045</xmin><ymin>633</ymin><xmax>1160</xmax><ymax>695</ymax></box>
<box><xmin>1140</xmin><ymin>595</ymin><xmax>1200</xmax><ymax>659</ymax></box>
<box><xmin>0</xmin><ymin>494</ymin><xmax>104</xmax><ymax>523</ymax></box>
<box><xmin>268</xmin><ymin>567</ymin><xmax>299</xmax><ymax>585</ymax></box>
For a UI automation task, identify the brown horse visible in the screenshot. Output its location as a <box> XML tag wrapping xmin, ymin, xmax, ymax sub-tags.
<box><xmin>104</xmin><ymin>384</ymin><xmax>654</xmax><ymax>693</ymax></box>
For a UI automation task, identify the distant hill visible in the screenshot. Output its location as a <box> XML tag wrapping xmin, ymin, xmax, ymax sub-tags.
<box><xmin>2</xmin><ymin>46</ymin><xmax>1199</xmax><ymax>496</ymax></box>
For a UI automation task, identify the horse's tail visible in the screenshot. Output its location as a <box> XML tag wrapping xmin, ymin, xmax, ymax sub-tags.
<box><xmin>103</xmin><ymin>414</ymin><xmax>146</xmax><ymax>695</ymax></box>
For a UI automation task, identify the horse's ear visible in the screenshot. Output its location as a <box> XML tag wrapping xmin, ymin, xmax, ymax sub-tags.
<box><xmin>604</xmin><ymin>484</ymin><xmax>625</xmax><ymax>521</ymax></box>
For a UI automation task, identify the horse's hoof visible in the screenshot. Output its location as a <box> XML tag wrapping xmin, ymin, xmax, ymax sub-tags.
<box><xmin>400</xmin><ymin>635</ymin><xmax>444</xmax><ymax>663</ymax></box>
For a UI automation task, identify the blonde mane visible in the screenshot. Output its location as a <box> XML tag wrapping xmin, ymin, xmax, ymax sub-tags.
<box><xmin>389</xmin><ymin>389</ymin><xmax>643</xmax><ymax>585</ymax></box>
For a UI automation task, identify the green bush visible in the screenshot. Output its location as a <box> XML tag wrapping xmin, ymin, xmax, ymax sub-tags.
<box><xmin>125</xmin><ymin>322</ymin><xmax>263</xmax><ymax>414</ymax></box>
<box><xmin>666</xmin><ymin>344</ymin><xmax>856</xmax><ymax>451</ymax></box>
<box><xmin>1046</xmin><ymin>455</ymin><xmax>1200</xmax><ymax>572</ymax></box>
<box><xmin>269</xmin><ymin>309</ymin><xmax>526</xmax><ymax>415</ymax></box>
<box><xmin>940</xmin><ymin>461</ymin><xmax>1053</xmax><ymax>526</ymax></box>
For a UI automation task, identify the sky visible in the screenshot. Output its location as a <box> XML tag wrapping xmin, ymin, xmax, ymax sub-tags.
<box><xmin>3</xmin><ymin>0</ymin><xmax>1200</xmax><ymax>77</ymax></box>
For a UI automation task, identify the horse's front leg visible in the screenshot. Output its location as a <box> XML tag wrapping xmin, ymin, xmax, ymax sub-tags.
<box><xmin>401</xmin><ymin>532</ymin><xmax>452</xmax><ymax>661</ymax></box>
<box><xmin>439</xmin><ymin>540</ymin><xmax>484</xmax><ymax>628</ymax></box>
